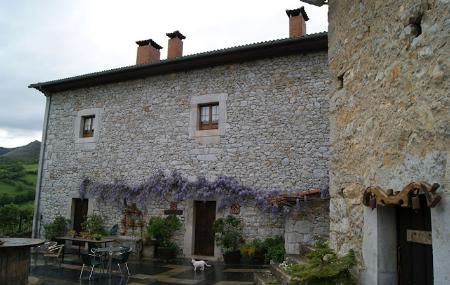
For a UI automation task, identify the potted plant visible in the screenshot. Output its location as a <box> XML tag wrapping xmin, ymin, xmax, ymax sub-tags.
<box><xmin>81</xmin><ymin>214</ymin><xmax>107</xmax><ymax>237</ymax></box>
<box><xmin>43</xmin><ymin>215</ymin><xmax>70</xmax><ymax>240</ymax></box>
<box><xmin>213</xmin><ymin>215</ymin><xmax>244</xmax><ymax>264</ymax></box>
<box><xmin>240</xmin><ymin>239</ymin><xmax>267</xmax><ymax>264</ymax></box>
<box><xmin>145</xmin><ymin>215</ymin><xmax>181</xmax><ymax>261</ymax></box>
<box><xmin>263</xmin><ymin>236</ymin><xmax>285</xmax><ymax>263</ymax></box>
<box><xmin>67</xmin><ymin>229</ymin><xmax>77</xmax><ymax>238</ymax></box>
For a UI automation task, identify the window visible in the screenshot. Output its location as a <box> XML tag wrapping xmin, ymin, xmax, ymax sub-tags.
<box><xmin>82</xmin><ymin>115</ymin><xmax>95</xmax><ymax>137</ymax></box>
<box><xmin>199</xmin><ymin>103</ymin><xmax>219</xmax><ymax>130</ymax></box>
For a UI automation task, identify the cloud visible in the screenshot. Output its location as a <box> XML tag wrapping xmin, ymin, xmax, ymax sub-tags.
<box><xmin>0</xmin><ymin>0</ymin><xmax>328</xmax><ymax>148</ymax></box>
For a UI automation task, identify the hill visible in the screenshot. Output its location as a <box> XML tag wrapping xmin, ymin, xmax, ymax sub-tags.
<box><xmin>1</xmin><ymin>140</ymin><xmax>40</xmax><ymax>163</ymax></box>
<box><xmin>0</xmin><ymin>147</ymin><xmax>14</xmax><ymax>156</ymax></box>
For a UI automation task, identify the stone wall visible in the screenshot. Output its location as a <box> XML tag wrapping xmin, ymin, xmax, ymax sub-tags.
<box><xmin>284</xmin><ymin>199</ymin><xmax>329</xmax><ymax>255</ymax></box>
<box><xmin>328</xmin><ymin>0</ymin><xmax>450</xmax><ymax>283</ymax></box>
<box><xmin>37</xmin><ymin>52</ymin><xmax>330</xmax><ymax>256</ymax></box>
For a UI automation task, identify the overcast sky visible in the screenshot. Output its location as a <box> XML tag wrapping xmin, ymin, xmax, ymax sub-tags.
<box><xmin>0</xmin><ymin>0</ymin><xmax>328</xmax><ymax>148</ymax></box>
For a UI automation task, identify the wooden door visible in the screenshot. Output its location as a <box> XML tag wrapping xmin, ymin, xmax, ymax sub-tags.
<box><xmin>396</xmin><ymin>195</ymin><xmax>433</xmax><ymax>285</ymax></box>
<box><xmin>73</xmin><ymin>198</ymin><xmax>88</xmax><ymax>236</ymax></box>
<box><xmin>194</xmin><ymin>201</ymin><xmax>216</xmax><ymax>256</ymax></box>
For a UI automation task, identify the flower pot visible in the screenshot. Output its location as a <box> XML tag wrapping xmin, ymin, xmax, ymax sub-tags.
<box><xmin>223</xmin><ymin>251</ymin><xmax>241</xmax><ymax>264</ymax></box>
<box><xmin>142</xmin><ymin>244</ymin><xmax>155</xmax><ymax>259</ymax></box>
<box><xmin>156</xmin><ymin>247</ymin><xmax>177</xmax><ymax>261</ymax></box>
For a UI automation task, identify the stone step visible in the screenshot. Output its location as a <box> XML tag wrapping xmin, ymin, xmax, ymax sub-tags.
<box><xmin>254</xmin><ymin>271</ymin><xmax>281</xmax><ymax>285</ymax></box>
<box><xmin>270</xmin><ymin>264</ymin><xmax>292</xmax><ymax>285</ymax></box>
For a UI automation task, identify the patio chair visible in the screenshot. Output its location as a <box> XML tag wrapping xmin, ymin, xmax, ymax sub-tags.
<box><xmin>34</xmin><ymin>241</ymin><xmax>57</xmax><ymax>266</ymax></box>
<box><xmin>112</xmin><ymin>248</ymin><xmax>132</xmax><ymax>276</ymax></box>
<box><xmin>80</xmin><ymin>252</ymin><xmax>104</xmax><ymax>280</ymax></box>
<box><xmin>43</xmin><ymin>244</ymin><xmax>64</xmax><ymax>267</ymax></box>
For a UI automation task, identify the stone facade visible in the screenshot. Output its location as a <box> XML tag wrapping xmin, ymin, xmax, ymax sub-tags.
<box><xmin>328</xmin><ymin>0</ymin><xmax>450</xmax><ymax>283</ymax></box>
<box><xmin>284</xmin><ymin>199</ymin><xmax>329</xmax><ymax>255</ymax></box>
<box><xmin>37</xmin><ymin>51</ymin><xmax>330</xmax><ymax>258</ymax></box>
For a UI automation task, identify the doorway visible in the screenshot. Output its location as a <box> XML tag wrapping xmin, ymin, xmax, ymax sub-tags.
<box><xmin>72</xmin><ymin>198</ymin><xmax>88</xmax><ymax>244</ymax></box>
<box><xmin>194</xmin><ymin>201</ymin><xmax>216</xmax><ymax>256</ymax></box>
<box><xmin>396</xmin><ymin>195</ymin><xmax>433</xmax><ymax>285</ymax></box>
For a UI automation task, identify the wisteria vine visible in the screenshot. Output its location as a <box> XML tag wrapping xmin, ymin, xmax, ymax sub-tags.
<box><xmin>79</xmin><ymin>170</ymin><xmax>329</xmax><ymax>216</ymax></box>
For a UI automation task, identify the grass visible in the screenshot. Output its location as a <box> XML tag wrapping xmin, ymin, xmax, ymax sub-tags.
<box><xmin>0</xmin><ymin>181</ymin><xmax>17</xmax><ymax>195</ymax></box>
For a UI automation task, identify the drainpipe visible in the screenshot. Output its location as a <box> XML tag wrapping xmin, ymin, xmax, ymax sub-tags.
<box><xmin>32</xmin><ymin>93</ymin><xmax>51</xmax><ymax>238</ymax></box>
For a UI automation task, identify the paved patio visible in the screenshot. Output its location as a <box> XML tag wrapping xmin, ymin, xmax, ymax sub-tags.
<box><xmin>29</xmin><ymin>254</ymin><xmax>268</xmax><ymax>285</ymax></box>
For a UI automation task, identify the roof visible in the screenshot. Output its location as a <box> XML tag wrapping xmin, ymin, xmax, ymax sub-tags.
<box><xmin>29</xmin><ymin>32</ymin><xmax>327</xmax><ymax>94</ymax></box>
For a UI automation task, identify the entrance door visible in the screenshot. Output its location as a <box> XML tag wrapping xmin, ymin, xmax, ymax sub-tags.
<box><xmin>396</xmin><ymin>195</ymin><xmax>433</xmax><ymax>285</ymax></box>
<box><xmin>73</xmin><ymin>199</ymin><xmax>88</xmax><ymax>244</ymax></box>
<box><xmin>194</xmin><ymin>201</ymin><xmax>216</xmax><ymax>256</ymax></box>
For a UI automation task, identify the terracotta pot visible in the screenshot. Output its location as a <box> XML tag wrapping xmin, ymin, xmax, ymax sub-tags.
<box><xmin>223</xmin><ymin>251</ymin><xmax>241</xmax><ymax>264</ymax></box>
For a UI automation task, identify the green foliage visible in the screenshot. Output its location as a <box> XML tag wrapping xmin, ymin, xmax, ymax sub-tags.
<box><xmin>43</xmin><ymin>215</ymin><xmax>70</xmax><ymax>240</ymax></box>
<box><xmin>145</xmin><ymin>215</ymin><xmax>181</xmax><ymax>248</ymax></box>
<box><xmin>213</xmin><ymin>215</ymin><xmax>244</xmax><ymax>253</ymax></box>
<box><xmin>0</xmin><ymin>159</ymin><xmax>36</xmax><ymax>206</ymax></box>
<box><xmin>241</xmin><ymin>238</ymin><xmax>267</xmax><ymax>257</ymax></box>
<box><xmin>286</xmin><ymin>240</ymin><xmax>356</xmax><ymax>285</ymax></box>
<box><xmin>82</xmin><ymin>214</ymin><xmax>107</xmax><ymax>236</ymax></box>
<box><xmin>0</xmin><ymin>157</ymin><xmax>26</xmax><ymax>184</ymax></box>
<box><xmin>0</xmin><ymin>203</ymin><xmax>34</xmax><ymax>236</ymax></box>
<box><xmin>263</xmin><ymin>236</ymin><xmax>285</xmax><ymax>263</ymax></box>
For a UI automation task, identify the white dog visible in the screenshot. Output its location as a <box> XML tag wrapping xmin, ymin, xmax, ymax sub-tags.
<box><xmin>191</xmin><ymin>259</ymin><xmax>212</xmax><ymax>271</ymax></box>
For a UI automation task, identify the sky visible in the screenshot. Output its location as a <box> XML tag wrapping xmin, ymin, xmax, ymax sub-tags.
<box><xmin>0</xmin><ymin>0</ymin><xmax>328</xmax><ymax>148</ymax></box>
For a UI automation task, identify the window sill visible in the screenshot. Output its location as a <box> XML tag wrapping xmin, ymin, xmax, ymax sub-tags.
<box><xmin>194</xmin><ymin>129</ymin><xmax>219</xmax><ymax>137</ymax></box>
<box><xmin>194</xmin><ymin>129</ymin><xmax>220</xmax><ymax>145</ymax></box>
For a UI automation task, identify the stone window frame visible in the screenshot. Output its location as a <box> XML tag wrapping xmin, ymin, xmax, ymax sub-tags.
<box><xmin>189</xmin><ymin>93</ymin><xmax>227</xmax><ymax>139</ymax></box>
<box><xmin>74</xmin><ymin>108</ymin><xmax>103</xmax><ymax>144</ymax></box>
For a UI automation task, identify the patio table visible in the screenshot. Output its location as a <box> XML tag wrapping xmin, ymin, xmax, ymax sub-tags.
<box><xmin>95</xmin><ymin>246</ymin><xmax>125</xmax><ymax>278</ymax></box>
<box><xmin>55</xmin><ymin>236</ymin><xmax>116</xmax><ymax>260</ymax></box>
<box><xmin>0</xmin><ymin>238</ymin><xmax>45</xmax><ymax>285</ymax></box>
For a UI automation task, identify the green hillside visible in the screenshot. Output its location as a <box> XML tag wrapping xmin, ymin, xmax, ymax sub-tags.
<box><xmin>2</xmin><ymin>140</ymin><xmax>41</xmax><ymax>163</ymax></box>
<box><xmin>0</xmin><ymin>147</ymin><xmax>13</xmax><ymax>156</ymax></box>
<box><xmin>0</xmin><ymin>141</ymin><xmax>40</xmax><ymax>236</ymax></box>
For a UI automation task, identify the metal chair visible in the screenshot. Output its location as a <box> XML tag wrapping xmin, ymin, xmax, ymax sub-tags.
<box><xmin>112</xmin><ymin>248</ymin><xmax>132</xmax><ymax>276</ymax></box>
<box><xmin>80</xmin><ymin>252</ymin><xmax>104</xmax><ymax>280</ymax></box>
<box><xmin>34</xmin><ymin>241</ymin><xmax>57</xmax><ymax>266</ymax></box>
<box><xmin>43</xmin><ymin>244</ymin><xmax>64</xmax><ymax>267</ymax></box>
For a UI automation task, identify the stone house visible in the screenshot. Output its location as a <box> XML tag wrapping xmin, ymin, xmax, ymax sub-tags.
<box><xmin>30</xmin><ymin>7</ymin><xmax>330</xmax><ymax>260</ymax></box>
<box><xmin>326</xmin><ymin>0</ymin><xmax>450</xmax><ymax>284</ymax></box>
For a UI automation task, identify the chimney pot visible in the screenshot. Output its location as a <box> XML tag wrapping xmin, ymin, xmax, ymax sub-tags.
<box><xmin>136</xmin><ymin>39</ymin><xmax>162</xmax><ymax>65</ymax></box>
<box><xmin>166</xmin><ymin>30</ymin><xmax>185</xmax><ymax>59</ymax></box>
<box><xmin>286</xmin><ymin>7</ymin><xmax>309</xmax><ymax>37</ymax></box>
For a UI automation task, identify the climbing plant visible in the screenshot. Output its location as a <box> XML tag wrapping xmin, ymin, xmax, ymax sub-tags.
<box><xmin>80</xmin><ymin>170</ymin><xmax>328</xmax><ymax>216</ymax></box>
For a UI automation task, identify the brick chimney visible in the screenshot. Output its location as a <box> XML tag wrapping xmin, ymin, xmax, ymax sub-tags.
<box><xmin>136</xmin><ymin>39</ymin><xmax>162</xmax><ymax>65</ymax></box>
<box><xmin>286</xmin><ymin>7</ymin><xmax>309</xmax><ymax>37</ymax></box>
<box><xmin>166</xmin><ymin>30</ymin><xmax>186</xmax><ymax>59</ymax></box>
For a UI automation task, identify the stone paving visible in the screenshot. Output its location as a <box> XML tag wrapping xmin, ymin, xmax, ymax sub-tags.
<box><xmin>29</xmin><ymin>255</ymin><xmax>268</xmax><ymax>285</ymax></box>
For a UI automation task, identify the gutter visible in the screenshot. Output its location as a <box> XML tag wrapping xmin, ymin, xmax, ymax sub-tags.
<box><xmin>32</xmin><ymin>94</ymin><xmax>51</xmax><ymax>238</ymax></box>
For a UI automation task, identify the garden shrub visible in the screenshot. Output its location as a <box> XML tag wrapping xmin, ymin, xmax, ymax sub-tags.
<box><xmin>286</xmin><ymin>240</ymin><xmax>356</xmax><ymax>285</ymax></box>
<box><xmin>82</xmin><ymin>214</ymin><xmax>107</xmax><ymax>236</ymax></box>
<box><xmin>145</xmin><ymin>215</ymin><xmax>181</xmax><ymax>248</ymax></box>
<box><xmin>43</xmin><ymin>214</ymin><xmax>70</xmax><ymax>240</ymax></box>
<box><xmin>213</xmin><ymin>215</ymin><xmax>244</xmax><ymax>254</ymax></box>
<box><xmin>264</xmin><ymin>235</ymin><xmax>285</xmax><ymax>263</ymax></box>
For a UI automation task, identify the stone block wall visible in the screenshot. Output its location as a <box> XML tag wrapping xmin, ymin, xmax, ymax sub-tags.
<box><xmin>328</xmin><ymin>0</ymin><xmax>450</xmax><ymax>282</ymax></box>
<box><xmin>284</xmin><ymin>200</ymin><xmax>329</xmax><ymax>255</ymax></box>
<box><xmin>37</xmin><ymin>51</ymin><xmax>330</xmax><ymax>255</ymax></box>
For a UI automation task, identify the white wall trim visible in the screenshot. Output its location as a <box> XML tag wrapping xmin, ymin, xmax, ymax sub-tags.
<box><xmin>74</xmin><ymin>108</ymin><xmax>103</xmax><ymax>145</ymax></box>
<box><xmin>189</xmin><ymin>93</ymin><xmax>227</xmax><ymax>141</ymax></box>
